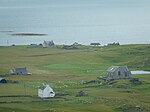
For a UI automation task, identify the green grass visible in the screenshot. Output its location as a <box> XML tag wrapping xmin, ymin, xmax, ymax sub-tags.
<box><xmin>0</xmin><ymin>44</ymin><xmax>150</xmax><ymax>112</ymax></box>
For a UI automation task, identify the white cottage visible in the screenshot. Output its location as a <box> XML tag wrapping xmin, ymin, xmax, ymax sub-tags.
<box><xmin>38</xmin><ymin>84</ymin><xmax>55</xmax><ymax>98</ymax></box>
<box><xmin>43</xmin><ymin>40</ymin><xmax>55</xmax><ymax>48</ymax></box>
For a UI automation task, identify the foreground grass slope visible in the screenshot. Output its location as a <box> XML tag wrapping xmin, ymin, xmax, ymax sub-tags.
<box><xmin>0</xmin><ymin>44</ymin><xmax>150</xmax><ymax>112</ymax></box>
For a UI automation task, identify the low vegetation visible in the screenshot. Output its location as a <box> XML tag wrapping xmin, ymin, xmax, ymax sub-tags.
<box><xmin>0</xmin><ymin>44</ymin><xmax>150</xmax><ymax>112</ymax></box>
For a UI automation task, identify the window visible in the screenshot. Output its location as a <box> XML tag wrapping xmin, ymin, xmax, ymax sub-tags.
<box><xmin>118</xmin><ymin>71</ymin><xmax>121</xmax><ymax>76</ymax></box>
<box><xmin>50</xmin><ymin>92</ymin><xmax>54</xmax><ymax>94</ymax></box>
<box><xmin>125</xmin><ymin>72</ymin><xmax>127</xmax><ymax>77</ymax></box>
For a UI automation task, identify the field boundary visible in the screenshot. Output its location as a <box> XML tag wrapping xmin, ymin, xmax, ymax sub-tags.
<box><xmin>0</xmin><ymin>95</ymin><xmax>71</xmax><ymax>104</ymax></box>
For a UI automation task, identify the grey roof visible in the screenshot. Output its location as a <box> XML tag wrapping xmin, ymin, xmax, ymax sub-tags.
<box><xmin>44</xmin><ymin>41</ymin><xmax>51</xmax><ymax>44</ymax></box>
<box><xmin>43</xmin><ymin>40</ymin><xmax>55</xmax><ymax>46</ymax></box>
<box><xmin>0</xmin><ymin>78</ymin><xmax>5</xmax><ymax>81</ymax></box>
<box><xmin>90</xmin><ymin>43</ymin><xmax>101</xmax><ymax>45</ymax></box>
<box><xmin>39</xmin><ymin>85</ymin><xmax>47</xmax><ymax>90</ymax></box>
<box><xmin>106</xmin><ymin>66</ymin><xmax>119</xmax><ymax>72</ymax></box>
<box><xmin>13</xmin><ymin>67</ymin><xmax>27</xmax><ymax>73</ymax></box>
<box><xmin>106</xmin><ymin>66</ymin><xmax>128</xmax><ymax>72</ymax></box>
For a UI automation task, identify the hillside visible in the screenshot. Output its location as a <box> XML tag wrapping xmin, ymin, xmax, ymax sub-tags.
<box><xmin>0</xmin><ymin>44</ymin><xmax>150</xmax><ymax>112</ymax></box>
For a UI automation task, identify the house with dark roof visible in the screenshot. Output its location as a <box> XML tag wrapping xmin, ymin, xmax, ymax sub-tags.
<box><xmin>90</xmin><ymin>43</ymin><xmax>101</xmax><ymax>46</ymax></box>
<box><xmin>10</xmin><ymin>67</ymin><xmax>28</xmax><ymax>75</ymax></box>
<box><xmin>38</xmin><ymin>84</ymin><xmax>55</xmax><ymax>98</ymax></box>
<box><xmin>103</xmin><ymin>66</ymin><xmax>131</xmax><ymax>80</ymax></box>
<box><xmin>0</xmin><ymin>78</ymin><xmax>7</xmax><ymax>83</ymax></box>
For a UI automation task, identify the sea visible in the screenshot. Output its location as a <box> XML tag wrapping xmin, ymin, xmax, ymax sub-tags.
<box><xmin>0</xmin><ymin>0</ymin><xmax>150</xmax><ymax>46</ymax></box>
<box><xmin>131</xmin><ymin>70</ymin><xmax>150</xmax><ymax>74</ymax></box>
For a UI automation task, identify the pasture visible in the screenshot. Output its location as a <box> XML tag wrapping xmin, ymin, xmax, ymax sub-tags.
<box><xmin>0</xmin><ymin>44</ymin><xmax>150</xmax><ymax>112</ymax></box>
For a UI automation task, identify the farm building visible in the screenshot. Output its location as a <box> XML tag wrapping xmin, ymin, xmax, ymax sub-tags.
<box><xmin>0</xmin><ymin>78</ymin><xmax>7</xmax><ymax>83</ymax></box>
<box><xmin>62</xmin><ymin>45</ymin><xmax>78</xmax><ymax>49</ymax></box>
<box><xmin>43</xmin><ymin>40</ymin><xmax>55</xmax><ymax>48</ymax></box>
<box><xmin>107</xmin><ymin>42</ymin><xmax>120</xmax><ymax>46</ymax></box>
<box><xmin>90</xmin><ymin>43</ymin><xmax>101</xmax><ymax>46</ymax></box>
<box><xmin>38</xmin><ymin>84</ymin><xmax>55</xmax><ymax>98</ymax></box>
<box><xmin>104</xmin><ymin>66</ymin><xmax>131</xmax><ymax>80</ymax></box>
<box><xmin>10</xmin><ymin>67</ymin><xmax>28</xmax><ymax>75</ymax></box>
<box><xmin>27</xmin><ymin>44</ymin><xmax>39</xmax><ymax>48</ymax></box>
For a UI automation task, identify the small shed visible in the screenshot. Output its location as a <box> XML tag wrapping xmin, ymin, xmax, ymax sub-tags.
<box><xmin>10</xmin><ymin>67</ymin><xmax>28</xmax><ymax>75</ymax></box>
<box><xmin>105</xmin><ymin>66</ymin><xmax>131</xmax><ymax>79</ymax></box>
<box><xmin>43</xmin><ymin>40</ymin><xmax>55</xmax><ymax>48</ymax></box>
<box><xmin>38</xmin><ymin>84</ymin><xmax>55</xmax><ymax>98</ymax></box>
<box><xmin>0</xmin><ymin>78</ymin><xmax>7</xmax><ymax>83</ymax></box>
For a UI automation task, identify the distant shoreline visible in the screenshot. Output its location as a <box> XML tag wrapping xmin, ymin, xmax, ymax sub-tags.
<box><xmin>0</xmin><ymin>30</ymin><xmax>13</xmax><ymax>33</ymax></box>
<box><xmin>0</xmin><ymin>43</ymin><xmax>149</xmax><ymax>47</ymax></box>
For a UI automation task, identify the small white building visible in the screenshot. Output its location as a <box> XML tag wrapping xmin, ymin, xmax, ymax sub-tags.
<box><xmin>38</xmin><ymin>84</ymin><xmax>55</xmax><ymax>98</ymax></box>
<box><xmin>43</xmin><ymin>40</ymin><xmax>55</xmax><ymax>48</ymax></box>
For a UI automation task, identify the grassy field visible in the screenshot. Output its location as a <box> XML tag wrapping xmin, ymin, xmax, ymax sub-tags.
<box><xmin>0</xmin><ymin>44</ymin><xmax>150</xmax><ymax>112</ymax></box>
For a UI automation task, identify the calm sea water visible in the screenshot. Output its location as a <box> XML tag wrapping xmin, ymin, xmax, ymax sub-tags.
<box><xmin>0</xmin><ymin>0</ymin><xmax>150</xmax><ymax>45</ymax></box>
<box><xmin>131</xmin><ymin>70</ymin><xmax>150</xmax><ymax>74</ymax></box>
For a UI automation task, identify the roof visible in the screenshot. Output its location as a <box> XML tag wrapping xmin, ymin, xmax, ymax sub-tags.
<box><xmin>44</xmin><ymin>41</ymin><xmax>51</xmax><ymax>43</ymax></box>
<box><xmin>0</xmin><ymin>78</ymin><xmax>5</xmax><ymax>81</ymax></box>
<box><xmin>13</xmin><ymin>67</ymin><xmax>27</xmax><ymax>73</ymax></box>
<box><xmin>106</xmin><ymin>66</ymin><xmax>119</xmax><ymax>72</ymax></box>
<box><xmin>43</xmin><ymin>40</ymin><xmax>54</xmax><ymax>45</ymax></box>
<box><xmin>106</xmin><ymin>66</ymin><xmax>128</xmax><ymax>72</ymax></box>
<box><xmin>90</xmin><ymin>43</ymin><xmax>101</xmax><ymax>45</ymax></box>
<box><xmin>39</xmin><ymin>85</ymin><xmax>47</xmax><ymax>90</ymax></box>
<box><xmin>38</xmin><ymin>84</ymin><xmax>53</xmax><ymax>91</ymax></box>
<box><xmin>73</xmin><ymin>42</ymin><xmax>79</xmax><ymax>45</ymax></box>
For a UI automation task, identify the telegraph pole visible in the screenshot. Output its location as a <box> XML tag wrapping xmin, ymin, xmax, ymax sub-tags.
<box><xmin>24</xmin><ymin>83</ymin><xmax>26</xmax><ymax>96</ymax></box>
<box><xmin>7</xmin><ymin>40</ymin><xmax>9</xmax><ymax>46</ymax></box>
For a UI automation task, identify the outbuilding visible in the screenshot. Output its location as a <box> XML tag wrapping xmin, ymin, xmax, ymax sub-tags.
<box><xmin>10</xmin><ymin>67</ymin><xmax>28</xmax><ymax>75</ymax></box>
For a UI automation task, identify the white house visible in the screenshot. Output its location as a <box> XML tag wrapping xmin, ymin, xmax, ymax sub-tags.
<box><xmin>43</xmin><ymin>40</ymin><xmax>55</xmax><ymax>48</ymax></box>
<box><xmin>38</xmin><ymin>84</ymin><xmax>55</xmax><ymax>98</ymax></box>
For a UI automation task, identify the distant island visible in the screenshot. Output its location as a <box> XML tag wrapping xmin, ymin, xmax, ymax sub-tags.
<box><xmin>10</xmin><ymin>33</ymin><xmax>47</xmax><ymax>36</ymax></box>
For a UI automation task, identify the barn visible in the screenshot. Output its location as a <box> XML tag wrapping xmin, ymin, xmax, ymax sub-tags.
<box><xmin>104</xmin><ymin>66</ymin><xmax>131</xmax><ymax>80</ymax></box>
<box><xmin>38</xmin><ymin>84</ymin><xmax>55</xmax><ymax>98</ymax></box>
